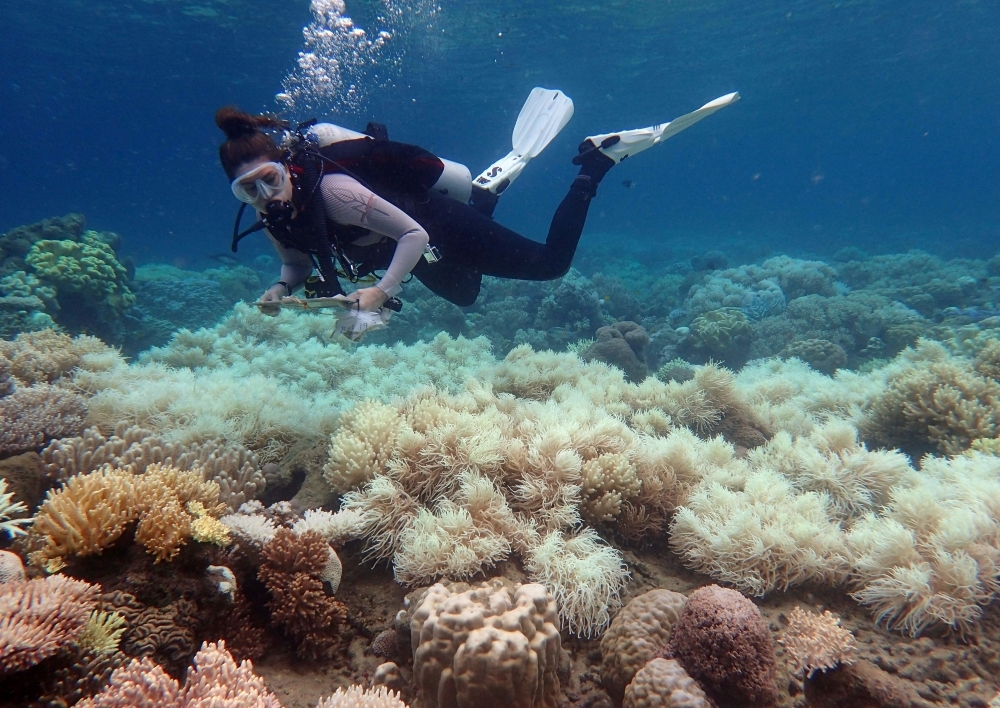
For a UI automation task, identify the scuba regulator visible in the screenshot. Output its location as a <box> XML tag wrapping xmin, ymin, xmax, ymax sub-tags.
<box><xmin>230</xmin><ymin>118</ymin><xmax>395</xmax><ymax>304</ymax></box>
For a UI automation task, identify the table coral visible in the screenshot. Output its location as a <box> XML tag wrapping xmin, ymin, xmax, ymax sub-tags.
<box><xmin>41</xmin><ymin>423</ymin><xmax>264</xmax><ymax>512</ymax></box>
<box><xmin>0</xmin><ymin>383</ymin><xmax>88</xmax><ymax>456</ymax></box>
<box><xmin>410</xmin><ymin>580</ymin><xmax>561</xmax><ymax>708</ymax></box>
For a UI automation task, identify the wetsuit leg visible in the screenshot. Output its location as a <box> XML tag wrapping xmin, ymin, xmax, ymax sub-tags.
<box><xmin>414</xmin><ymin>175</ymin><xmax>598</xmax><ymax>291</ymax></box>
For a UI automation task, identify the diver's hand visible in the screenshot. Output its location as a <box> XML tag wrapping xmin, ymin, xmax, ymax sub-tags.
<box><xmin>351</xmin><ymin>286</ymin><xmax>389</xmax><ymax>312</ymax></box>
<box><xmin>258</xmin><ymin>284</ymin><xmax>287</xmax><ymax>316</ymax></box>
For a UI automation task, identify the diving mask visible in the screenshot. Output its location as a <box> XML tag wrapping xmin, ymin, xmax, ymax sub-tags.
<box><xmin>231</xmin><ymin>162</ymin><xmax>288</xmax><ymax>204</ymax></box>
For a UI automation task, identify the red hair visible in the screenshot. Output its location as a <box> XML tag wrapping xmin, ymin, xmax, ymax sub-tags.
<box><xmin>215</xmin><ymin>106</ymin><xmax>285</xmax><ymax>179</ymax></box>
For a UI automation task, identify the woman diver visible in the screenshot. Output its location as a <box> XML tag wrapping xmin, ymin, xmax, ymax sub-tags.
<box><xmin>216</xmin><ymin>89</ymin><xmax>739</xmax><ymax>326</ymax></box>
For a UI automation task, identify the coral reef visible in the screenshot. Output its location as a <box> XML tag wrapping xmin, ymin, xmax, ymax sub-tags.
<box><xmin>780</xmin><ymin>338</ymin><xmax>848</xmax><ymax>374</ymax></box>
<box><xmin>0</xmin><ymin>383</ymin><xmax>88</xmax><ymax>456</ymax></box>
<box><xmin>410</xmin><ymin>580</ymin><xmax>561</xmax><ymax>708</ymax></box>
<box><xmin>682</xmin><ymin>308</ymin><xmax>753</xmax><ymax>367</ymax></box>
<box><xmin>0</xmin><ymin>329</ymin><xmax>112</xmax><ymax>386</ymax></box>
<box><xmin>317</xmin><ymin>685</ymin><xmax>409</xmax><ymax>708</ymax></box>
<box><xmin>29</xmin><ymin>463</ymin><xmax>226</xmax><ymax>567</ymax></box>
<box><xmin>21</xmin><ymin>220</ymin><xmax>135</xmax><ymax>342</ymax></box>
<box><xmin>864</xmin><ymin>340</ymin><xmax>1000</xmax><ymax>455</ymax></box>
<box><xmin>581</xmin><ymin>321</ymin><xmax>650</xmax><ymax>382</ymax></box>
<box><xmin>41</xmin><ymin>423</ymin><xmax>264</xmax><ymax>511</ymax></box>
<box><xmin>778</xmin><ymin>607</ymin><xmax>857</xmax><ymax>678</ymax></box>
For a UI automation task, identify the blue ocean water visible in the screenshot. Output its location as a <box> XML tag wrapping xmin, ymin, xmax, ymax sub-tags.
<box><xmin>2</xmin><ymin>0</ymin><xmax>998</xmax><ymax>268</ymax></box>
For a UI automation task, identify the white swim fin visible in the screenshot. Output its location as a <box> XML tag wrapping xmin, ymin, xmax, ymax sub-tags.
<box><xmin>577</xmin><ymin>92</ymin><xmax>741</xmax><ymax>166</ymax></box>
<box><xmin>474</xmin><ymin>87</ymin><xmax>575</xmax><ymax>195</ymax></box>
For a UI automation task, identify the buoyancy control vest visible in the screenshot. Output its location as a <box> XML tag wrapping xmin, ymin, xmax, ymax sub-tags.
<box><xmin>231</xmin><ymin>121</ymin><xmax>470</xmax><ymax>297</ymax></box>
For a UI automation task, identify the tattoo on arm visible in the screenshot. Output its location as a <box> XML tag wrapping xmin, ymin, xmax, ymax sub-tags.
<box><xmin>327</xmin><ymin>187</ymin><xmax>390</xmax><ymax>225</ymax></box>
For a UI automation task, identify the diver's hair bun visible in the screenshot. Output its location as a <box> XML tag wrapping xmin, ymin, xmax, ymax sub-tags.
<box><xmin>215</xmin><ymin>106</ymin><xmax>283</xmax><ymax>139</ymax></box>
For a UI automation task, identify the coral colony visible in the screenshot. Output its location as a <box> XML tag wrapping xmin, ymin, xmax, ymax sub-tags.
<box><xmin>5</xmin><ymin>212</ymin><xmax>1000</xmax><ymax>706</ymax></box>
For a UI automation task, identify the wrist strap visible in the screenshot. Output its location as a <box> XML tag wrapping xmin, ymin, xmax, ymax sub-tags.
<box><xmin>274</xmin><ymin>281</ymin><xmax>291</xmax><ymax>296</ymax></box>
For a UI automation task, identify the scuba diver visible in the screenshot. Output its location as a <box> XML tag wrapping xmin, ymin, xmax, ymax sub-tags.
<box><xmin>217</xmin><ymin>88</ymin><xmax>739</xmax><ymax>338</ymax></box>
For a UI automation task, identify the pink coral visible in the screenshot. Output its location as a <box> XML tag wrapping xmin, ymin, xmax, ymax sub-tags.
<box><xmin>663</xmin><ymin>585</ymin><xmax>777</xmax><ymax>708</ymax></box>
<box><xmin>76</xmin><ymin>640</ymin><xmax>281</xmax><ymax>707</ymax></box>
<box><xmin>0</xmin><ymin>574</ymin><xmax>99</xmax><ymax>675</ymax></box>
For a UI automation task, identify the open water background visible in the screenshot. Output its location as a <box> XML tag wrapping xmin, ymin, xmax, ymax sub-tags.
<box><xmin>2</xmin><ymin>0</ymin><xmax>998</xmax><ymax>267</ymax></box>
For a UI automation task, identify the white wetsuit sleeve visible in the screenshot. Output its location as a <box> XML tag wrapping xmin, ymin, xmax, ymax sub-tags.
<box><xmin>264</xmin><ymin>230</ymin><xmax>313</xmax><ymax>291</ymax></box>
<box><xmin>320</xmin><ymin>172</ymin><xmax>429</xmax><ymax>297</ymax></box>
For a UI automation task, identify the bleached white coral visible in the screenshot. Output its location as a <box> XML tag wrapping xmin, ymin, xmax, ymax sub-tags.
<box><xmin>846</xmin><ymin>452</ymin><xmax>1000</xmax><ymax>636</ymax></box>
<box><xmin>220</xmin><ymin>513</ymin><xmax>277</xmax><ymax>547</ymax></box>
<box><xmin>524</xmin><ymin>528</ymin><xmax>629</xmax><ymax>637</ymax></box>
<box><xmin>323</xmin><ymin>400</ymin><xmax>401</xmax><ymax>492</ymax></box>
<box><xmin>292</xmin><ymin>508</ymin><xmax>370</xmax><ymax>544</ymax></box>
<box><xmin>748</xmin><ymin>420</ymin><xmax>912</xmax><ymax>521</ymax></box>
<box><xmin>393</xmin><ymin>504</ymin><xmax>511</xmax><ymax>586</ymax></box>
<box><xmin>0</xmin><ymin>479</ymin><xmax>30</xmax><ymax>538</ymax></box>
<box><xmin>669</xmin><ymin>469</ymin><xmax>851</xmax><ymax>596</ymax></box>
<box><xmin>316</xmin><ymin>685</ymin><xmax>409</xmax><ymax>708</ymax></box>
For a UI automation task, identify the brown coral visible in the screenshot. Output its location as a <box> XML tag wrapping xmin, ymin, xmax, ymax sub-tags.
<box><xmin>0</xmin><ymin>574</ymin><xmax>100</xmax><ymax>675</ymax></box>
<box><xmin>663</xmin><ymin>585</ymin><xmax>777</xmax><ymax>708</ymax></box>
<box><xmin>258</xmin><ymin>529</ymin><xmax>346</xmax><ymax>659</ymax></box>
<box><xmin>106</xmin><ymin>591</ymin><xmax>199</xmax><ymax>678</ymax></box>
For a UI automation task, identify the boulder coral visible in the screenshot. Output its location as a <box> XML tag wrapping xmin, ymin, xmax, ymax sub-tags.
<box><xmin>623</xmin><ymin>658</ymin><xmax>710</xmax><ymax>708</ymax></box>
<box><xmin>410</xmin><ymin>580</ymin><xmax>561</xmax><ymax>708</ymax></box>
<box><xmin>25</xmin><ymin>229</ymin><xmax>134</xmax><ymax>341</ymax></box>
<box><xmin>600</xmin><ymin>589</ymin><xmax>688</xmax><ymax>708</ymax></box>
